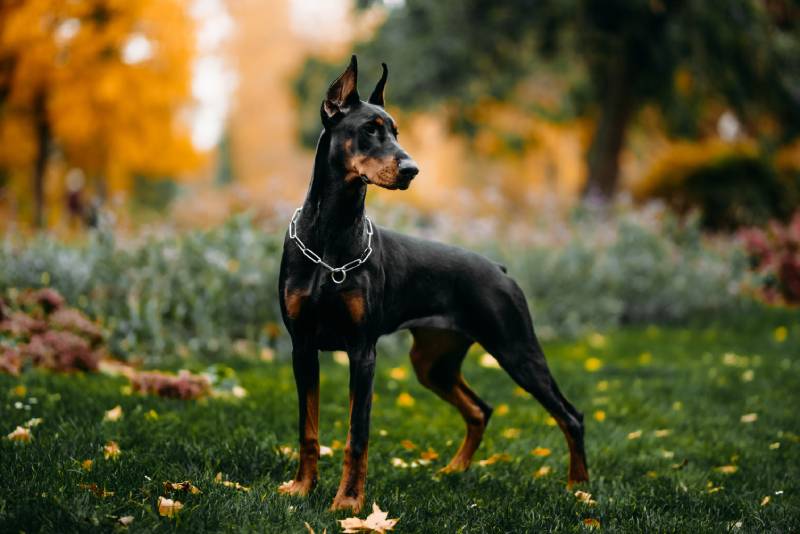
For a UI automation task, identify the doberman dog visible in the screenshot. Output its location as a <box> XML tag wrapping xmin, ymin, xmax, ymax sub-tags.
<box><xmin>277</xmin><ymin>55</ymin><xmax>588</xmax><ymax>512</ymax></box>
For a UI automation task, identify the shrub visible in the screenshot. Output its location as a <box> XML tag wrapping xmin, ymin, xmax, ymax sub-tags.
<box><xmin>740</xmin><ymin>211</ymin><xmax>800</xmax><ymax>304</ymax></box>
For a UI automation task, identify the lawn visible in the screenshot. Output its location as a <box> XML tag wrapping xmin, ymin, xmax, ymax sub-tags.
<box><xmin>1</xmin><ymin>312</ymin><xmax>798</xmax><ymax>533</ymax></box>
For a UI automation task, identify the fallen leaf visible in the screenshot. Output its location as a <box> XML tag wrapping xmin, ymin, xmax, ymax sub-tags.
<box><xmin>715</xmin><ymin>465</ymin><xmax>738</xmax><ymax>474</ymax></box>
<box><xmin>231</xmin><ymin>385</ymin><xmax>247</xmax><ymax>398</ymax></box>
<box><xmin>331</xmin><ymin>439</ymin><xmax>344</xmax><ymax>450</ymax></box>
<box><xmin>769</xmin><ymin>442</ymin><xmax>780</xmax><ymax>450</ymax></box>
<box><xmin>740</xmin><ymin>413</ymin><xmax>758</xmax><ymax>423</ymax></box>
<box><xmin>419</xmin><ymin>448</ymin><xmax>438</xmax><ymax>461</ymax></box>
<box><xmin>303</xmin><ymin>521</ymin><xmax>327</xmax><ymax>534</ymax></box>
<box><xmin>574</xmin><ymin>490</ymin><xmax>597</xmax><ymax>506</ymax></box>
<box><xmin>479</xmin><ymin>353</ymin><xmax>501</xmax><ymax>369</ymax></box>
<box><xmin>654</xmin><ymin>429</ymin><xmax>671</xmax><ymax>438</ymax></box>
<box><xmin>671</xmin><ymin>459</ymin><xmax>688</xmax><ymax>470</ymax></box>
<box><xmin>12</xmin><ymin>385</ymin><xmax>27</xmax><ymax>397</ymax></box>
<box><xmin>104</xmin><ymin>405</ymin><xmax>123</xmax><ymax>422</ymax></box>
<box><xmin>145</xmin><ymin>409</ymin><xmax>159</xmax><ymax>421</ymax></box>
<box><xmin>81</xmin><ymin>459</ymin><xmax>94</xmax><ymax>471</ymax></box>
<box><xmin>7</xmin><ymin>426</ymin><xmax>31</xmax><ymax>442</ymax></box>
<box><xmin>164</xmin><ymin>480</ymin><xmax>202</xmax><ymax>494</ymax></box>
<box><xmin>531</xmin><ymin>447</ymin><xmax>551</xmax><ymax>457</ymax></box>
<box><xmin>388</xmin><ymin>367</ymin><xmax>407</xmax><ymax>380</ymax></box>
<box><xmin>513</xmin><ymin>387</ymin><xmax>528</xmax><ymax>398</ymax></box>
<box><xmin>544</xmin><ymin>416</ymin><xmax>557</xmax><ymax>427</ymax></box>
<box><xmin>593</xmin><ymin>410</ymin><xmax>606</xmax><ymax>422</ymax></box>
<box><xmin>706</xmin><ymin>480</ymin><xmax>723</xmax><ymax>494</ymax></box>
<box><xmin>320</xmin><ymin>445</ymin><xmax>333</xmax><ymax>457</ymax></box>
<box><xmin>390</xmin><ymin>457</ymin><xmax>409</xmax><ymax>468</ymax></box>
<box><xmin>638</xmin><ymin>351</ymin><xmax>653</xmax><ymax>364</ymax></box>
<box><xmin>584</xmin><ymin>358</ymin><xmax>603</xmax><ymax>372</ymax></box>
<box><xmin>587</xmin><ymin>333</ymin><xmax>606</xmax><ymax>349</ymax></box>
<box><xmin>24</xmin><ymin>417</ymin><xmax>42</xmax><ymax>428</ymax></box>
<box><xmin>118</xmin><ymin>515</ymin><xmax>134</xmax><ymax>526</ymax></box>
<box><xmin>478</xmin><ymin>453</ymin><xmax>512</xmax><ymax>466</ymax></box>
<box><xmin>533</xmin><ymin>465</ymin><xmax>552</xmax><ymax>478</ymax></box>
<box><xmin>396</xmin><ymin>393</ymin><xmax>415</xmax><ymax>407</ymax></box>
<box><xmin>80</xmin><ymin>483</ymin><xmax>114</xmax><ymax>497</ymax></box>
<box><xmin>214</xmin><ymin>472</ymin><xmax>250</xmax><ymax>491</ymax></box>
<box><xmin>279</xmin><ymin>445</ymin><xmax>299</xmax><ymax>459</ymax></box>
<box><xmin>741</xmin><ymin>369</ymin><xmax>754</xmax><ymax>382</ymax></box>
<box><xmin>103</xmin><ymin>441</ymin><xmax>121</xmax><ymax>460</ymax></box>
<box><xmin>157</xmin><ymin>496</ymin><xmax>183</xmax><ymax>517</ymax></box>
<box><xmin>773</xmin><ymin>326</ymin><xmax>787</xmax><ymax>343</ymax></box>
<box><xmin>332</xmin><ymin>351</ymin><xmax>349</xmax><ymax>366</ymax></box>
<box><xmin>627</xmin><ymin>430</ymin><xmax>642</xmax><ymax>440</ymax></box>
<box><xmin>583</xmin><ymin>518</ymin><xmax>601</xmax><ymax>529</ymax></box>
<box><xmin>596</xmin><ymin>380</ymin><xmax>609</xmax><ymax>392</ymax></box>
<box><xmin>400</xmin><ymin>439</ymin><xmax>416</xmax><ymax>450</ymax></box>
<box><xmin>495</xmin><ymin>403</ymin><xmax>510</xmax><ymax>416</ymax></box>
<box><xmin>339</xmin><ymin>502</ymin><xmax>398</xmax><ymax>533</ymax></box>
<box><xmin>502</xmin><ymin>428</ymin><xmax>521</xmax><ymax>439</ymax></box>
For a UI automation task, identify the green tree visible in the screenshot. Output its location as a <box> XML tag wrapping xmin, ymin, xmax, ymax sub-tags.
<box><xmin>296</xmin><ymin>0</ymin><xmax>800</xmax><ymax>199</ymax></box>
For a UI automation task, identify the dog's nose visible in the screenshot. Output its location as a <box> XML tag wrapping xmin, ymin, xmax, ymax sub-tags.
<box><xmin>398</xmin><ymin>160</ymin><xmax>419</xmax><ymax>180</ymax></box>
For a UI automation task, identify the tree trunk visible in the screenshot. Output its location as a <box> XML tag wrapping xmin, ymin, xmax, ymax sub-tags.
<box><xmin>32</xmin><ymin>91</ymin><xmax>50</xmax><ymax>228</ymax></box>
<box><xmin>583</xmin><ymin>57</ymin><xmax>635</xmax><ymax>200</ymax></box>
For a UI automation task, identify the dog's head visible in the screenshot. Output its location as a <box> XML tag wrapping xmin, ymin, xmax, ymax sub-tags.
<box><xmin>321</xmin><ymin>55</ymin><xmax>419</xmax><ymax>190</ymax></box>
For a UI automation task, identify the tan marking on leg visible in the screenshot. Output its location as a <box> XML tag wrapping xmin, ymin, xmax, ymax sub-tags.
<box><xmin>331</xmin><ymin>391</ymin><xmax>367</xmax><ymax>512</ymax></box>
<box><xmin>557</xmin><ymin>419</ymin><xmax>589</xmax><ymax>486</ymax></box>
<box><xmin>284</xmin><ymin>289</ymin><xmax>309</xmax><ymax>320</ymax></box>
<box><xmin>278</xmin><ymin>384</ymin><xmax>320</xmax><ymax>496</ymax></box>
<box><xmin>342</xmin><ymin>290</ymin><xmax>365</xmax><ymax>323</ymax></box>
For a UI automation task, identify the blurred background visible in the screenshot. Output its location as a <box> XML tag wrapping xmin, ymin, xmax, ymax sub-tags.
<box><xmin>1</xmin><ymin>0</ymin><xmax>799</xmax><ymax>355</ymax></box>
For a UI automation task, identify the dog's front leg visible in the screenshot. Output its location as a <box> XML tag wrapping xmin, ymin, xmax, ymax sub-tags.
<box><xmin>330</xmin><ymin>343</ymin><xmax>376</xmax><ymax>513</ymax></box>
<box><xmin>278</xmin><ymin>343</ymin><xmax>320</xmax><ymax>496</ymax></box>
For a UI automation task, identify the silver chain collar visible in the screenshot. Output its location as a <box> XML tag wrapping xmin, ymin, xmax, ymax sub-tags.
<box><xmin>288</xmin><ymin>207</ymin><xmax>374</xmax><ymax>284</ymax></box>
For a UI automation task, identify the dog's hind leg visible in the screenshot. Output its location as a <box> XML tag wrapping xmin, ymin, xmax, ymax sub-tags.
<box><xmin>409</xmin><ymin>327</ymin><xmax>492</xmax><ymax>473</ymax></box>
<box><xmin>491</xmin><ymin>337</ymin><xmax>589</xmax><ymax>486</ymax></box>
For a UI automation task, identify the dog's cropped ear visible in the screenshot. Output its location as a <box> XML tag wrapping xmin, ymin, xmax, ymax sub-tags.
<box><xmin>368</xmin><ymin>63</ymin><xmax>388</xmax><ymax>107</ymax></box>
<box><xmin>322</xmin><ymin>55</ymin><xmax>360</xmax><ymax>123</ymax></box>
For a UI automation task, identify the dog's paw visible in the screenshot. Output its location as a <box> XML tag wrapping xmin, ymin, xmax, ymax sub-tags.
<box><xmin>277</xmin><ymin>479</ymin><xmax>313</xmax><ymax>496</ymax></box>
<box><xmin>438</xmin><ymin>459</ymin><xmax>470</xmax><ymax>475</ymax></box>
<box><xmin>329</xmin><ymin>493</ymin><xmax>363</xmax><ymax>513</ymax></box>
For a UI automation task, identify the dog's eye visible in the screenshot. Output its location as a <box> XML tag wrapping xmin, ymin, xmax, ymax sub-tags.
<box><xmin>363</xmin><ymin>123</ymin><xmax>378</xmax><ymax>136</ymax></box>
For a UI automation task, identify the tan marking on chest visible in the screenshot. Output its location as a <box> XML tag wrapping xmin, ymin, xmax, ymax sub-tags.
<box><xmin>342</xmin><ymin>290</ymin><xmax>366</xmax><ymax>323</ymax></box>
<box><xmin>285</xmin><ymin>289</ymin><xmax>310</xmax><ymax>320</ymax></box>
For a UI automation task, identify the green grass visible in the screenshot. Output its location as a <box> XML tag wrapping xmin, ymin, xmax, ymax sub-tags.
<box><xmin>2</xmin><ymin>315</ymin><xmax>799</xmax><ymax>532</ymax></box>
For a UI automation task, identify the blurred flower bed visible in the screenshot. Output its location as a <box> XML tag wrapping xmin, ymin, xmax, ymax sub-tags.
<box><xmin>0</xmin><ymin>206</ymin><xmax>759</xmax><ymax>363</ymax></box>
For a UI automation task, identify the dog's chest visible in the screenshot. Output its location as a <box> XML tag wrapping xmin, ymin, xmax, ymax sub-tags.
<box><xmin>284</xmin><ymin>282</ymin><xmax>367</xmax><ymax>348</ymax></box>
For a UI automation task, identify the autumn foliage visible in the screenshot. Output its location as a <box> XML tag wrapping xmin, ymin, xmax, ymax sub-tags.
<box><xmin>0</xmin><ymin>0</ymin><xmax>199</xmax><ymax>228</ymax></box>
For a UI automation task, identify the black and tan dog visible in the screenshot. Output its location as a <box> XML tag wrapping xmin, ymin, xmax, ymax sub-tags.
<box><xmin>277</xmin><ymin>56</ymin><xmax>588</xmax><ymax>512</ymax></box>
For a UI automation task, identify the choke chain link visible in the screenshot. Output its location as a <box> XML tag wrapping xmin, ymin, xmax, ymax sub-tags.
<box><xmin>288</xmin><ymin>207</ymin><xmax>374</xmax><ymax>284</ymax></box>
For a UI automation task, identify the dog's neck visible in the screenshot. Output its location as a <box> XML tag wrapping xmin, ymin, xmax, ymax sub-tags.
<box><xmin>298</xmin><ymin>130</ymin><xmax>369</xmax><ymax>264</ymax></box>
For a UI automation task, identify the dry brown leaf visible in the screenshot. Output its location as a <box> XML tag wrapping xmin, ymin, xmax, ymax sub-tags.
<box><xmin>419</xmin><ymin>448</ymin><xmax>439</xmax><ymax>461</ymax></box>
<box><xmin>81</xmin><ymin>459</ymin><xmax>94</xmax><ymax>471</ymax></box>
<box><xmin>400</xmin><ymin>439</ymin><xmax>416</xmax><ymax>450</ymax></box>
<box><xmin>583</xmin><ymin>517</ymin><xmax>601</xmax><ymax>529</ymax></box>
<box><xmin>340</xmin><ymin>502</ymin><xmax>398</xmax><ymax>533</ymax></box>
<box><xmin>478</xmin><ymin>453</ymin><xmax>512</xmax><ymax>466</ymax></box>
<box><xmin>164</xmin><ymin>480</ymin><xmax>202</xmax><ymax>494</ymax></box>
<box><xmin>103</xmin><ymin>440</ymin><xmax>121</xmax><ymax>460</ymax></box>
<box><xmin>157</xmin><ymin>496</ymin><xmax>183</xmax><ymax>517</ymax></box>
<box><xmin>7</xmin><ymin>426</ymin><xmax>31</xmax><ymax>442</ymax></box>
<box><xmin>104</xmin><ymin>405</ymin><xmax>123</xmax><ymax>422</ymax></box>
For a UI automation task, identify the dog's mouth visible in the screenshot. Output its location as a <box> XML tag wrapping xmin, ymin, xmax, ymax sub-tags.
<box><xmin>359</xmin><ymin>174</ymin><xmax>412</xmax><ymax>190</ymax></box>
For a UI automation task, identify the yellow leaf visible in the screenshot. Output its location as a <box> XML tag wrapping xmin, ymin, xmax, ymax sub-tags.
<box><xmin>389</xmin><ymin>367</ymin><xmax>408</xmax><ymax>380</ymax></box>
<box><xmin>333</xmin><ymin>351</ymin><xmax>349</xmax><ymax>366</ymax></box>
<box><xmin>145</xmin><ymin>409</ymin><xmax>159</xmax><ymax>421</ymax></box>
<box><xmin>593</xmin><ymin>410</ymin><xmax>606</xmax><ymax>422</ymax></box>
<box><xmin>332</xmin><ymin>439</ymin><xmax>344</xmax><ymax>450</ymax></box>
<box><xmin>391</xmin><ymin>457</ymin><xmax>409</xmax><ymax>468</ymax></box>
<box><xmin>479</xmin><ymin>353</ymin><xmax>501</xmax><ymax>369</ymax></box>
<box><xmin>533</xmin><ymin>465</ymin><xmax>552</xmax><ymax>478</ymax></box>
<box><xmin>638</xmin><ymin>351</ymin><xmax>653</xmax><ymax>364</ymax></box>
<box><xmin>396</xmin><ymin>393</ymin><xmax>415</xmax><ymax>407</ymax></box>
<box><xmin>157</xmin><ymin>496</ymin><xmax>183</xmax><ymax>517</ymax></box>
<box><xmin>495</xmin><ymin>403</ymin><xmax>510</xmax><ymax>416</ymax></box>
<box><xmin>420</xmin><ymin>448</ymin><xmax>439</xmax><ymax>461</ymax></box>
<box><xmin>164</xmin><ymin>481</ymin><xmax>202</xmax><ymax>494</ymax></box>
<box><xmin>584</xmin><ymin>358</ymin><xmax>603</xmax><ymax>373</ymax></box>
<box><xmin>531</xmin><ymin>447</ymin><xmax>551</xmax><ymax>457</ymax></box>
<box><xmin>104</xmin><ymin>405</ymin><xmax>123</xmax><ymax>422</ymax></box>
<box><xmin>214</xmin><ymin>472</ymin><xmax>250</xmax><ymax>491</ymax></box>
<box><xmin>545</xmin><ymin>416</ymin><xmax>557</xmax><ymax>427</ymax></box>
<box><xmin>478</xmin><ymin>453</ymin><xmax>512</xmax><ymax>466</ymax></box>
<box><xmin>12</xmin><ymin>385</ymin><xmax>27</xmax><ymax>397</ymax></box>
<box><xmin>104</xmin><ymin>441</ymin><xmax>121</xmax><ymax>460</ymax></box>
<box><xmin>761</xmin><ymin>495</ymin><xmax>771</xmax><ymax>506</ymax></box>
<box><xmin>773</xmin><ymin>326</ymin><xmax>788</xmax><ymax>343</ymax></box>
<box><xmin>654</xmin><ymin>429</ymin><xmax>671</xmax><ymax>438</ymax></box>
<box><xmin>574</xmin><ymin>490</ymin><xmax>597</xmax><ymax>506</ymax></box>
<box><xmin>769</xmin><ymin>442</ymin><xmax>780</xmax><ymax>450</ymax></box>
<box><xmin>502</xmin><ymin>428</ymin><xmax>521</xmax><ymax>439</ymax></box>
<box><xmin>81</xmin><ymin>459</ymin><xmax>93</xmax><ymax>471</ymax></box>
<box><xmin>596</xmin><ymin>380</ymin><xmax>609</xmax><ymax>392</ymax></box>
<box><xmin>7</xmin><ymin>426</ymin><xmax>32</xmax><ymax>442</ymax></box>
<box><xmin>715</xmin><ymin>465</ymin><xmax>738</xmax><ymax>474</ymax></box>
<box><xmin>340</xmin><ymin>502</ymin><xmax>399</xmax><ymax>533</ymax></box>
<box><xmin>627</xmin><ymin>430</ymin><xmax>642</xmax><ymax>440</ymax></box>
<box><xmin>24</xmin><ymin>417</ymin><xmax>42</xmax><ymax>428</ymax></box>
<box><xmin>740</xmin><ymin>413</ymin><xmax>758</xmax><ymax>423</ymax></box>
